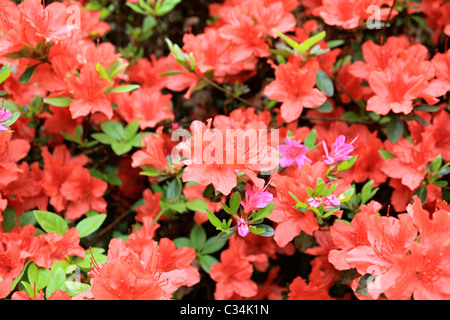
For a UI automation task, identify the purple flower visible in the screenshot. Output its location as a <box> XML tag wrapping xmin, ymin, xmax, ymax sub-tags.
<box><xmin>323</xmin><ymin>195</ymin><xmax>340</xmax><ymax>207</ymax></box>
<box><xmin>241</xmin><ymin>183</ymin><xmax>273</xmax><ymax>214</ymax></box>
<box><xmin>307</xmin><ymin>197</ymin><xmax>322</xmax><ymax>208</ymax></box>
<box><xmin>278</xmin><ymin>136</ymin><xmax>311</xmax><ymax>168</ymax></box>
<box><xmin>322</xmin><ymin>135</ymin><xmax>356</xmax><ymax>165</ymax></box>
<box><xmin>237</xmin><ymin>218</ymin><xmax>249</xmax><ymax>237</ymax></box>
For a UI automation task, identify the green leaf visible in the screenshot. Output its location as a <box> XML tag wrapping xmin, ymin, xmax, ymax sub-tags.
<box><xmin>123</xmin><ymin>120</ymin><xmax>140</xmax><ymax>142</ymax></box>
<box><xmin>139</xmin><ymin>165</ymin><xmax>161</xmax><ymax>177</ymax></box>
<box><xmin>96</xmin><ymin>63</ymin><xmax>113</xmax><ymax>83</ymax></box>
<box><xmin>327</xmin><ymin>39</ymin><xmax>345</xmax><ymax>49</ymax></box>
<box><xmin>340</xmin><ymin>187</ymin><xmax>355</xmax><ymax>202</ymax></box>
<box><xmin>378</xmin><ymin>149</ymin><xmax>396</xmax><ymax>160</ymax></box>
<box><xmin>229</xmin><ymin>192</ymin><xmax>241</xmax><ymax>213</ymax></box>
<box><xmin>336</xmin><ymin>155</ymin><xmax>358</xmax><ymax>172</ymax></box>
<box><xmin>413</xmin><ymin>113</ymin><xmax>431</xmax><ymax>126</ymax></box>
<box><xmin>46</xmin><ymin>267</ymin><xmax>67</xmax><ymax>299</ymax></box>
<box><xmin>433</xmin><ymin>180</ymin><xmax>447</xmax><ymax>187</ymax></box>
<box><xmin>109</xmin><ymin>84</ymin><xmax>140</xmax><ymax>93</ymax></box>
<box><xmin>413</xmin><ymin>185</ymin><xmax>427</xmax><ymax>204</ymax></box>
<box><xmin>125</xmin><ymin>1</ymin><xmax>147</xmax><ymax>14</ymax></box>
<box><xmin>173</xmin><ymin>237</ymin><xmax>193</xmax><ymax>248</ymax></box>
<box><xmin>51</xmin><ymin>261</ymin><xmax>71</xmax><ymax>275</ymax></box>
<box><xmin>316</xmin><ymin>69</ymin><xmax>334</xmax><ymax>97</ymax></box>
<box><xmin>299</xmin><ymin>31</ymin><xmax>326</xmax><ymax>54</ymax></box>
<box><xmin>1</xmin><ymin>206</ymin><xmax>16</xmax><ymax>232</ymax></box>
<box><xmin>339</xmin><ymin>268</ymin><xmax>358</xmax><ymax>284</ymax></box>
<box><xmin>323</xmin><ymin>183</ymin><xmax>338</xmax><ymax>197</ymax></box>
<box><xmin>2</xmin><ymin>111</ymin><xmax>20</xmax><ymax>128</ymax></box>
<box><xmin>303</xmin><ymin>129</ymin><xmax>317</xmax><ymax>151</ymax></box>
<box><xmin>167</xmin><ymin>178</ymin><xmax>182</xmax><ymax>202</ymax></box>
<box><xmin>44</xmin><ymin>96</ymin><xmax>71</xmax><ymax>107</ymax></box>
<box><xmin>414</xmin><ymin>104</ymin><xmax>440</xmax><ymax>112</ymax></box>
<box><xmin>107</xmin><ymin>58</ymin><xmax>128</xmax><ymax>79</ymax></box>
<box><xmin>315</xmin><ymin>100</ymin><xmax>333</xmax><ymax>113</ymax></box>
<box><xmin>387</xmin><ymin>115</ymin><xmax>404</xmax><ymax>143</ymax></box>
<box><xmin>341</xmin><ymin>111</ymin><xmax>363</xmax><ymax>121</ymax></box>
<box><xmin>100</xmin><ymin>120</ymin><xmax>124</xmax><ymax>141</ymax></box>
<box><xmin>220</xmin><ymin>202</ymin><xmax>232</xmax><ymax>214</ymax></box>
<box><xmin>430</xmin><ymin>154</ymin><xmax>442</xmax><ymax>173</ymax></box>
<box><xmin>361</xmin><ymin>180</ymin><xmax>378</xmax><ymax>204</ymax></box>
<box><xmin>294</xmin><ymin>231</ymin><xmax>315</xmax><ymax>252</ymax></box>
<box><xmin>186</xmin><ymin>199</ymin><xmax>208</xmax><ymax>212</ymax></box>
<box><xmin>28</xmin><ymin>263</ymin><xmax>52</xmax><ymax>291</ymax></box>
<box><xmin>10</xmin><ymin>260</ymin><xmax>32</xmax><ymax>291</ymax></box>
<box><xmin>158</xmin><ymin>70</ymin><xmax>185</xmax><ymax>77</ymax></box>
<box><xmin>198</xmin><ymin>254</ymin><xmax>218</xmax><ymax>274</ymax></box>
<box><xmin>75</xmin><ymin>214</ymin><xmax>107</xmax><ymax>238</ymax></box>
<box><xmin>410</xmin><ymin>15</ymin><xmax>433</xmax><ymax>33</ymax></box>
<box><xmin>91</xmin><ymin>133</ymin><xmax>117</xmax><ymax>145</ymax></box>
<box><xmin>0</xmin><ymin>64</ymin><xmax>11</xmax><ymax>84</ymax></box>
<box><xmin>252</xmin><ymin>203</ymin><xmax>274</xmax><ymax>221</ymax></box>
<box><xmin>155</xmin><ymin>0</ymin><xmax>181</xmax><ymax>15</ymax></box>
<box><xmin>217</xmin><ymin>229</ymin><xmax>236</xmax><ymax>240</ymax></box>
<box><xmin>33</xmin><ymin>210</ymin><xmax>68</xmax><ymax>235</ymax></box>
<box><xmin>21</xmin><ymin>281</ymin><xmax>36</xmax><ymax>298</ymax></box>
<box><xmin>202</xmin><ymin>237</ymin><xmax>227</xmax><ymax>255</ymax></box>
<box><xmin>249</xmin><ymin>224</ymin><xmax>274</xmax><ymax>237</ymax></box>
<box><xmin>111</xmin><ymin>141</ymin><xmax>132</xmax><ymax>155</ymax></box>
<box><xmin>273</xmin><ymin>29</ymin><xmax>301</xmax><ymax>52</ymax></box>
<box><xmin>65</xmin><ymin>281</ymin><xmax>91</xmax><ymax>297</ymax></box>
<box><xmin>18</xmin><ymin>65</ymin><xmax>37</xmax><ymax>84</ymax></box>
<box><xmin>206</xmin><ymin>209</ymin><xmax>223</xmax><ymax>230</ymax></box>
<box><xmin>16</xmin><ymin>210</ymin><xmax>38</xmax><ymax>227</ymax></box>
<box><xmin>313</xmin><ymin>177</ymin><xmax>327</xmax><ymax>196</ymax></box>
<box><xmin>190</xmin><ymin>224</ymin><xmax>207</xmax><ymax>251</ymax></box>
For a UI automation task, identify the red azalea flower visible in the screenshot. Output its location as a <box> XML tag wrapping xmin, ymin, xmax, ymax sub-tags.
<box><xmin>381</xmin><ymin>132</ymin><xmax>439</xmax><ymax>191</ymax></box>
<box><xmin>0</xmin><ymin>242</ymin><xmax>24</xmax><ymax>299</ymax></box>
<box><xmin>59</xmin><ymin>166</ymin><xmax>107</xmax><ymax>220</ymax></box>
<box><xmin>287</xmin><ymin>276</ymin><xmax>334</xmax><ymax>300</ymax></box>
<box><xmin>117</xmin><ymin>88</ymin><xmax>174</xmax><ymax>130</ymax></box>
<box><xmin>131</xmin><ymin>126</ymin><xmax>172</xmax><ymax>172</ymax></box>
<box><xmin>264</xmin><ymin>57</ymin><xmax>327</xmax><ymax>123</ymax></box>
<box><xmin>3</xmin><ymin>162</ymin><xmax>48</xmax><ymax>216</ymax></box>
<box><xmin>135</xmin><ymin>188</ymin><xmax>163</xmax><ymax>223</ymax></box>
<box><xmin>158</xmin><ymin>238</ymin><xmax>200</xmax><ymax>288</ymax></box>
<box><xmin>0</xmin><ymin>132</ymin><xmax>30</xmax><ymax>189</ymax></box>
<box><xmin>33</xmin><ymin>228</ymin><xmax>85</xmax><ymax>269</ymax></box>
<box><xmin>209</xmin><ymin>246</ymin><xmax>258</xmax><ymax>300</ymax></box>
<box><xmin>90</xmin><ymin>238</ymin><xmax>187</xmax><ymax>300</ymax></box>
<box><xmin>66</xmin><ymin>63</ymin><xmax>113</xmax><ymax>119</ymax></box>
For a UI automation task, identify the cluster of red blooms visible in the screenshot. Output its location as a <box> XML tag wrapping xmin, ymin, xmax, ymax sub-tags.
<box><xmin>0</xmin><ymin>0</ymin><xmax>449</xmax><ymax>300</ymax></box>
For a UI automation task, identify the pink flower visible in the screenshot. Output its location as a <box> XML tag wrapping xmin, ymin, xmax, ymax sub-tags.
<box><xmin>307</xmin><ymin>197</ymin><xmax>322</xmax><ymax>208</ymax></box>
<box><xmin>0</xmin><ymin>100</ymin><xmax>12</xmax><ymax>131</ymax></box>
<box><xmin>241</xmin><ymin>183</ymin><xmax>273</xmax><ymax>214</ymax></box>
<box><xmin>237</xmin><ymin>218</ymin><xmax>249</xmax><ymax>237</ymax></box>
<box><xmin>279</xmin><ymin>137</ymin><xmax>311</xmax><ymax>168</ymax></box>
<box><xmin>322</xmin><ymin>135</ymin><xmax>356</xmax><ymax>165</ymax></box>
<box><xmin>323</xmin><ymin>195</ymin><xmax>340</xmax><ymax>207</ymax></box>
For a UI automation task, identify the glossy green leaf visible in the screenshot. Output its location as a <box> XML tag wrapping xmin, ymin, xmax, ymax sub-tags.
<box><xmin>33</xmin><ymin>210</ymin><xmax>68</xmax><ymax>235</ymax></box>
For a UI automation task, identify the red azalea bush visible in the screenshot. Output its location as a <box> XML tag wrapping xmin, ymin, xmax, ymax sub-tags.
<box><xmin>0</xmin><ymin>0</ymin><xmax>449</xmax><ymax>301</ymax></box>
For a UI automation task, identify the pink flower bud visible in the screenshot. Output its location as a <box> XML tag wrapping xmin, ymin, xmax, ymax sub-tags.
<box><xmin>237</xmin><ymin>218</ymin><xmax>249</xmax><ymax>237</ymax></box>
<box><xmin>307</xmin><ymin>197</ymin><xmax>322</xmax><ymax>208</ymax></box>
<box><xmin>323</xmin><ymin>195</ymin><xmax>340</xmax><ymax>207</ymax></box>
